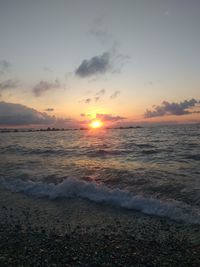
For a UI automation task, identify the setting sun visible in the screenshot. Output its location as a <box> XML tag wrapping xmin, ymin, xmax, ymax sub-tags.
<box><xmin>90</xmin><ymin>120</ymin><xmax>103</xmax><ymax>129</ymax></box>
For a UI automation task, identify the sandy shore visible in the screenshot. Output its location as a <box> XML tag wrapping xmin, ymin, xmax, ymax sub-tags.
<box><xmin>0</xmin><ymin>188</ymin><xmax>200</xmax><ymax>266</ymax></box>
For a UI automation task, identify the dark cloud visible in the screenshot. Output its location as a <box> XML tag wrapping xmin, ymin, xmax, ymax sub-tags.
<box><xmin>0</xmin><ymin>102</ymin><xmax>56</xmax><ymax>126</ymax></box>
<box><xmin>0</xmin><ymin>102</ymin><xmax>72</xmax><ymax>126</ymax></box>
<box><xmin>0</xmin><ymin>79</ymin><xmax>19</xmax><ymax>91</ymax></box>
<box><xmin>33</xmin><ymin>79</ymin><xmax>60</xmax><ymax>96</ymax></box>
<box><xmin>96</xmin><ymin>113</ymin><xmax>126</xmax><ymax>122</ymax></box>
<box><xmin>75</xmin><ymin>52</ymin><xmax>111</xmax><ymax>78</ymax></box>
<box><xmin>45</xmin><ymin>108</ymin><xmax>54</xmax><ymax>112</ymax></box>
<box><xmin>144</xmin><ymin>99</ymin><xmax>200</xmax><ymax>118</ymax></box>
<box><xmin>110</xmin><ymin>90</ymin><xmax>120</xmax><ymax>99</ymax></box>
<box><xmin>0</xmin><ymin>60</ymin><xmax>11</xmax><ymax>75</ymax></box>
<box><xmin>75</xmin><ymin>47</ymin><xmax>130</xmax><ymax>78</ymax></box>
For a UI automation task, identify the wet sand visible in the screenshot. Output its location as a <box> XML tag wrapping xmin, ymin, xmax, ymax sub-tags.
<box><xmin>0</xmin><ymin>188</ymin><xmax>200</xmax><ymax>266</ymax></box>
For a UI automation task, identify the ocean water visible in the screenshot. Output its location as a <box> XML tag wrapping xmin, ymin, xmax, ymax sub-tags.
<box><xmin>0</xmin><ymin>124</ymin><xmax>200</xmax><ymax>223</ymax></box>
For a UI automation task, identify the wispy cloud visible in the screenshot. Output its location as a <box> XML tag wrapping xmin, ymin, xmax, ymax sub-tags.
<box><xmin>110</xmin><ymin>90</ymin><xmax>120</xmax><ymax>99</ymax></box>
<box><xmin>144</xmin><ymin>99</ymin><xmax>200</xmax><ymax>118</ymax></box>
<box><xmin>0</xmin><ymin>60</ymin><xmax>11</xmax><ymax>76</ymax></box>
<box><xmin>43</xmin><ymin>67</ymin><xmax>53</xmax><ymax>73</ymax></box>
<box><xmin>93</xmin><ymin>89</ymin><xmax>106</xmax><ymax>102</ymax></box>
<box><xmin>84</xmin><ymin>98</ymin><xmax>92</xmax><ymax>104</ymax></box>
<box><xmin>96</xmin><ymin>113</ymin><xmax>126</xmax><ymax>122</ymax></box>
<box><xmin>81</xmin><ymin>88</ymin><xmax>121</xmax><ymax>104</ymax></box>
<box><xmin>0</xmin><ymin>60</ymin><xmax>19</xmax><ymax>94</ymax></box>
<box><xmin>33</xmin><ymin>79</ymin><xmax>60</xmax><ymax>96</ymax></box>
<box><xmin>144</xmin><ymin>81</ymin><xmax>153</xmax><ymax>86</ymax></box>
<box><xmin>90</xmin><ymin>28</ymin><xmax>112</xmax><ymax>44</ymax></box>
<box><xmin>81</xmin><ymin>89</ymin><xmax>106</xmax><ymax>104</ymax></box>
<box><xmin>94</xmin><ymin>97</ymin><xmax>100</xmax><ymax>102</ymax></box>
<box><xmin>80</xmin><ymin>113</ymin><xmax>91</xmax><ymax>117</ymax></box>
<box><xmin>44</xmin><ymin>108</ymin><xmax>54</xmax><ymax>112</ymax></box>
<box><xmin>89</xmin><ymin>17</ymin><xmax>112</xmax><ymax>44</ymax></box>
<box><xmin>0</xmin><ymin>79</ymin><xmax>19</xmax><ymax>91</ymax></box>
<box><xmin>96</xmin><ymin>89</ymin><xmax>106</xmax><ymax>96</ymax></box>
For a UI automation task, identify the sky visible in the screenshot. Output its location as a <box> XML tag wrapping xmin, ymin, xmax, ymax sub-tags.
<box><xmin>0</xmin><ymin>0</ymin><xmax>200</xmax><ymax>128</ymax></box>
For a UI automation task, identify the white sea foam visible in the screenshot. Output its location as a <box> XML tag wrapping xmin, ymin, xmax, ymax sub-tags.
<box><xmin>0</xmin><ymin>177</ymin><xmax>199</xmax><ymax>224</ymax></box>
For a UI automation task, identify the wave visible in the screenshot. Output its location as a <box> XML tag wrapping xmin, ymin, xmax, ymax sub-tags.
<box><xmin>141</xmin><ymin>149</ymin><xmax>160</xmax><ymax>155</ymax></box>
<box><xmin>3</xmin><ymin>146</ymin><xmax>76</xmax><ymax>156</ymax></box>
<box><xmin>136</xmin><ymin>143</ymin><xmax>155</xmax><ymax>148</ymax></box>
<box><xmin>86</xmin><ymin>149</ymin><xmax>129</xmax><ymax>157</ymax></box>
<box><xmin>0</xmin><ymin>177</ymin><xmax>199</xmax><ymax>224</ymax></box>
<box><xmin>3</xmin><ymin>146</ymin><xmax>127</xmax><ymax>157</ymax></box>
<box><xmin>185</xmin><ymin>154</ymin><xmax>200</xmax><ymax>161</ymax></box>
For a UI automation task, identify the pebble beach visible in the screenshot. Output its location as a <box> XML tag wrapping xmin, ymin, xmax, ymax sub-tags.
<box><xmin>0</xmin><ymin>188</ymin><xmax>200</xmax><ymax>267</ymax></box>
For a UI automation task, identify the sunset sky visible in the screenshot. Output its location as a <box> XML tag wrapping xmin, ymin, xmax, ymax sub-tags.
<box><xmin>0</xmin><ymin>0</ymin><xmax>200</xmax><ymax>127</ymax></box>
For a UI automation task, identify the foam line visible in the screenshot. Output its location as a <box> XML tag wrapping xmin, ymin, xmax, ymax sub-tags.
<box><xmin>0</xmin><ymin>177</ymin><xmax>199</xmax><ymax>224</ymax></box>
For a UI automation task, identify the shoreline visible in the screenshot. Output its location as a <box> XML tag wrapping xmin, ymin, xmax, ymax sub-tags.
<box><xmin>0</xmin><ymin>188</ymin><xmax>200</xmax><ymax>266</ymax></box>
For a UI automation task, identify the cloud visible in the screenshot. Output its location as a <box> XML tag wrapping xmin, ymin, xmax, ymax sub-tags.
<box><xmin>75</xmin><ymin>51</ymin><xmax>111</xmax><ymax>78</ymax></box>
<box><xmin>0</xmin><ymin>101</ymin><xmax>73</xmax><ymax>127</ymax></box>
<box><xmin>84</xmin><ymin>98</ymin><xmax>92</xmax><ymax>104</ymax></box>
<box><xmin>144</xmin><ymin>99</ymin><xmax>200</xmax><ymax>118</ymax></box>
<box><xmin>89</xmin><ymin>89</ymin><xmax>106</xmax><ymax>102</ymax></box>
<box><xmin>75</xmin><ymin>46</ymin><xmax>130</xmax><ymax>78</ymax></box>
<box><xmin>0</xmin><ymin>79</ymin><xmax>19</xmax><ymax>91</ymax></box>
<box><xmin>33</xmin><ymin>79</ymin><xmax>60</xmax><ymax>96</ymax></box>
<box><xmin>110</xmin><ymin>90</ymin><xmax>120</xmax><ymax>99</ymax></box>
<box><xmin>80</xmin><ymin>88</ymin><xmax>106</xmax><ymax>104</ymax></box>
<box><xmin>80</xmin><ymin>113</ymin><xmax>91</xmax><ymax>117</ymax></box>
<box><xmin>0</xmin><ymin>102</ymin><xmax>57</xmax><ymax>126</ymax></box>
<box><xmin>43</xmin><ymin>67</ymin><xmax>53</xmax><ymax>73</ymax></box>
<box><xmin>96</xmin><ymin>113</ymin><xmax>126</xmax><ymax>122</ymax></box>
<box><xmin>90</xmin><ymin>27</ymin><xmax>112</xmax><ymax>44</ymax></box>
<box><xmin>0</xmin><ymin>60</ymin><xmax>11</xmax><ymax>76</ymax></box>
<box><xmin>89</xmin><ymin>17</ymin><xmax>112</xmax><ymax>44</ymax></box>
<box><xmin>96</xmin><ymin>89</ymin><xmax>106</xmax><ymax>96</ymax></box>
<box><xmin>45</xmin><ymin>108</ymin><xmax>54</xmax><ymax>112</ymax></box>
<box><xmin>94</xmin><ymin>97</ymin><xmax>100</xmax><ymax>102</ymax></box>
<box><xmin>113</xmin><ymin>53</ymin><xmax>130</xmax><ymax>72</ymax></box>
<box><xmin>144</xmin><ymin>81</ymin><xmax>153</xmax><ymax>86</ymax></box>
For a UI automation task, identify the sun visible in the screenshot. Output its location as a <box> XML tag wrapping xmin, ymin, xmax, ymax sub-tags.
<box><xmin>90</xmin><ymin>120</ymin><xmax>103</xmax><ymax>129</ymax></box>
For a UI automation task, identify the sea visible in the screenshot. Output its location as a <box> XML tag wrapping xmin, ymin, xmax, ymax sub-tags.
<box><xmin>0</xmin><ymin>124</ymin><xmax>200</xmax><ymax>224</ymax></box>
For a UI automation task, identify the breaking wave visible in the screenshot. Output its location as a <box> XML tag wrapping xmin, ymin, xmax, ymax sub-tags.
<box><xmin>0</xmin><ymin>177</ymin><xmax>199</xmax><ymax>224</ymax></box>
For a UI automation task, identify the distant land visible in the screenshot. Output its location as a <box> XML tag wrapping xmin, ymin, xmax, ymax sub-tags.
<box><xmin>0</xmin><ymin>126</ymin><xmax>143</xmax><ymax>133</ymax></box>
